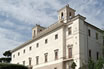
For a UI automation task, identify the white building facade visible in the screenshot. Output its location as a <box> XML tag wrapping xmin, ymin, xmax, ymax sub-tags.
<box><xmin>11</xmin><ymin>5</ymin><xmax>104</xmax><ymax>69</ymax></box>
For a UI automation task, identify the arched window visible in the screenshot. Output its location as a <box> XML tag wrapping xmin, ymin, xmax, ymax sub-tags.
<box><xmin>69</xmin><ymin>12</ymin><xmax>72</xmax><ymax>18</ymax></box>
<box><xmin>61</xmin><ymin>12</ymin><xmax>64</xmax><ymax>19</ymax></box>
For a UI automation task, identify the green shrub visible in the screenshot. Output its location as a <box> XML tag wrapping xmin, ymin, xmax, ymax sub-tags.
<box><xmin>0</xmin><ymin>63</ymin><xmax>28</xmax><ymax>69</ymax></box>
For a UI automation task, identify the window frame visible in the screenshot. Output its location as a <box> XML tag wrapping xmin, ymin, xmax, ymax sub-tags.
<box><xmin>44</xmin><ymin>53</ymin><xmax>48</xmax><ymax>63</ymax></box>
<box><xmin>36</xmin><ymin>56</ymin><xmax>39</xmax><ymax>65</ymax></box>
<box><xmin>54</xmin><ymin>49</ymin><xmax>59</xmax><ymax>60</ymax></box>
<box><xmin>68</xmin><ymin>27</ymin><xmax>72</xmax><ymax>35</ymax></box>
<box><xmin>68</xmin><ymin>48</ymin><xmax>72</xmax><ymax>58</ymax></box>
<box><xmin>88</xmin><ymin>29</ymin><xmax>91</xmax><ymax>37</ymax></box>
<box><xmin>55</xmin><ymin>34</ymin><xmax>58</xmax><ymax>40</ymax></box>
<box><xmin>45</xmin><ymin>39</ymin><xmax>48</xmax><ymax>44</ymax></box>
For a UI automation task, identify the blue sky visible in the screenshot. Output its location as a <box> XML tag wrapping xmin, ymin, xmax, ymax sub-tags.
<box><xmin>0</xmin><ymin>0</ymin><xmax>104</xmax><ymax>57</ymax></box>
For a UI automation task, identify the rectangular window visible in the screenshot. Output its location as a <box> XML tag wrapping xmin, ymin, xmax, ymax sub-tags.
<box><xmin>68</xmin><ymin>48</ymin><xmax>72</xmax><ymax>58</ymax></box>
<box><xmin>23</xmin><ymin>61</ymin><xmax>25</xmax><ymax>65</ymax></box>
<box><xmin>96</xmin><ymin>32</ymin><xmax>98</xmax><ymax>40</ymax></box>
<box><xmin>45</xmin><ymin>39</ymin><xmax>48</xmax><ymax>44</ymax></box>
<box><xmin>23</xmin><ymin>49</ymin><xmax>25</xmax><ymax>53</ymax></box>
<box><xmin>17</xmin><ymin>63</ymin><xmax>19</xmax><ymax>64</ymax></box>
<box><xmin>89</xmin><ymin>49</ymin><xmax>91</xmax><ymax>58</ymax></box>
<box><xmin>36</xmin><ymin>56</ymin><xmax>39</xmax><ymax>65</ymax></box>
<box><xmin>54</xmin><ymin>49</ymin><xmax>58</xmax><ymax>60</ymax></box>
<box><xmin>54</xmin><ymin>67</ymin><xmax>57</xmax><ymax>69</ymax></box>
<box><xmin>13</xmin><ymin>55</ymin><xmax>15</xmax><ymax>58</ymax></box>
<box><xmin>18</xmin><ymin>52</ymin><xmax>20</xmax><ymax>56</ymax></box>
<box><xmin>29</xmin><ymin>58</ymin><xmax>32</xmax><ymax>65</ymax></box>
<box><xmin>29</xmin><ymin>46</ymin><xmax>32</xmax><ymax>51</ymax></box>
<box><xmin>55</xmin><ymin>34</ymin><xmax>58</xmax><ymax>39</ymax></box>
<box><xmin>36</xmin><ymin>43</ymin><xmax>39</xmax><ymax>48</ymax></box>
<box><xmin>88</xmin><ymin>29</ymin><xmax>91</xmax><ymax>36</ymax></box>
<box><xmin>68</xmin><ymin>27</ymin><xmax>72</xmax><ymax>35</ymax></box>
<box><xmin>34</xmin><ymin>30</ymin><xmax>35</xmax><ymax>36</ymax></box>
<box><xmin>96</xmin><ymin>52</ymin><xmax>99</xmax><ymax>60</ymax></box>
<box><xmin>44</xmin><ymin>53</ymin><xmax>48</xmax><ymax>63</ymax></box>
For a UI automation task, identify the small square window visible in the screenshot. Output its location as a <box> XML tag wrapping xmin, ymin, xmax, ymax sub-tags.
<box><xmin>23</xmin><ymin>61</ymin><xmax>25</xmax><ymax>65</ymax></box>
<box><xmin>55</xmin><ymin>34</ymin><xmax>58</xmax><ymax>39</ymax></box>
<box><xmin>45</xmin><ymin>39</ymin><xmax>48</xmax><ymax>44</ymax></box>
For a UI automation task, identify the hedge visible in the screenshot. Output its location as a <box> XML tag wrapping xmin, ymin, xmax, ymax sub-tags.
<box><xmin>0</xmin><ymin>63</ymin><xmax>28</xmax><ymax>69</ymax></box>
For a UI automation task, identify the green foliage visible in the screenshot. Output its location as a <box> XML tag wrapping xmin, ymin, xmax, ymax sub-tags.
<box><xmin>3</xmin><ymin>50</ymin><xmax>11</xmax><ymax>57</ymax></box>
<box><xmin>0</xmin><ymin>50</ymin><xmax>12</xmax><ymax>63</ymax></box>
<box><xmin>79</xmin><ymin>63</ymin><xmax>88</xmax><ymax>69</ymax></box>
<box><xmin>88</xmin><ymin>59</ymin><xmax>95</xmax><ymax>69</ymax></box>
<box><xmin>95</xmin><ymin>58</ymin><xmax>104</xmax><ymax>69</ymax></box>
<box><xmin>0</xmin><ymin>63</ymin><xmax>28</xmax><ymax>69</ymax></box>
<box><xmin>0</xmin><ymin>58</ymin><xmax>11</xmax><ymax>63</ymax></box>
<box><xmin>71</xmin><ymin>61</ymin><xmax>77</xmax><ymax>69</ymax></box>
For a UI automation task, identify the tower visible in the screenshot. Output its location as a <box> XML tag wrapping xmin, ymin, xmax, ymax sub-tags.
<box><xmin>58</xmin><ymin>4</ymin><xmax>76</xmax><ymax>23</ymax></box>
<box><xmin>32</xmin><ymin>24</ymin><xmax>45</xmax><ymax>39</ymax></box>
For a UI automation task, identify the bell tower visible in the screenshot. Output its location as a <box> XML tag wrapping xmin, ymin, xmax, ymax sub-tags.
<box><xmin>58</xmin><ymin>4</ymin><xmax>76</xmax><ymax>23</ymax></box>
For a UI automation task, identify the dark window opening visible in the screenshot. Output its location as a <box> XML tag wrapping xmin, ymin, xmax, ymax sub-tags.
<box><xmin>18</xmin><ymin>52</ymin><xmax>20</xmax><ymax>56</ymax></box>
<box><xmin>97</xmin><ymin>52</ymin><xmax>99</xmax><ymax>60</ymax></box>
<box><xmin>36</xmin><ymin>43</ymin><xmax>39</xmax><ymax>48</ymax></box>
<box><xmin>29</xmin><ymin>47</ymin><xmax>32</xmax><ymax>51</ymax></box>
<box><xmin>29</xmin><ymin>58</ymin><xmax>32</xmax><ymax>65</ymax></box>
<box><xmin>44</xmin><ymin>53</ymin><xmax>48</xmax><ymax>63</ymax></box>
<box><xmin>45</xmin><ymin>39</ymin><xmax>48</xmax><ymax>44</ymax></box>
<box><xmin>54</xmin><ymin>50</ymin><xmax>58</xmax><ymax>60</ymax></box>
<box><xmin>69</xmin><ymin>12</ymin><xmax>72</xmax><ymax>18</ymax></box>
<box><xmin>89</xmin><ymin>49</ymin><xmax>91</xmax><ymax>58</ymax></box>
<box><xmin>61</xmin><ymin>12</ymin><xmax>64</xmax><ymax>19</ymax></box>
<box><xmin>68</xmin><ymin>48</ymin><xmax>72</xmax><ymax>58</ymax></box>
<box><xmin>23</xmin><ymin>49</ymin><xmax>25</xmax><ymax>53</ymax></box>
<box><xmin>55</xmin><ymin>34</ymin><xmax>58</xmax><ymax>39</ymax></box>
<box><xmin>96</xmin><ymin>33</ymin><xmax>98</xmax><ymax>40</ymax></box>
<box><xmin>88</xmin><ymin>29</ymin><xmax>91</xmax><ymax>37</ymax></box>
<box><xmin>54</xmin><ymin>67</ymin><xmax>57</xmax><ymax>69</ymax></box>
<box><xmin>68</xmin><ymin>27</ymin><xmax>72</xmax><ymax>35</ymax></box>
<box><xmin>23</xmin><ymin>61</ymin><xmax>25</xmax><ymax>65</ymax></box>
<box><xmin>36</xmin><ymin>56</ymin><xmax>39</xmax><ymax>65</ymax></box>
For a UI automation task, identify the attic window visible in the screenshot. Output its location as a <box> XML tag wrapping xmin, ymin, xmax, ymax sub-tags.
<box><xmin>40</xmin><ymin>29</ymin><xmax>42</xmax><ymax>31</ymax></box>
<box><xmin>69</xmin><ymin>12</ymin><xmax>72</xmax><ymax>18</ymax></box>
<box><xmin>69</xmin><ymin>12</ymin><xmax>71</xmax><ymax>16</ymax></box>
<box><xmin>61</xmin><ymin>12</ymin><xmax>64</xmax><ymax>19</ymax></box>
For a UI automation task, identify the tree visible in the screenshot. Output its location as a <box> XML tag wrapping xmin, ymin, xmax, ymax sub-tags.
<box><xmin>3</xmin><ymin>50</ymin><xmax>11</xmax><ymax>58</ymax></box>
<box><xmin>71</xmin><ymin>61</ymin><xmax>77</xmax><ymax>69</ymax></box>
<box><xmin>88</xmin><ymin>59</ymin><xmax>95</xmax><ymax>69</ymax></box>
<box><xmin>95</xmin><ymin>58</ymin><xmax>104</xmax><ymax>69</ymax></box>
<box><xmin>0</xmin><ymin>50</ymin><xmax>11</xmax><ymax>63</ymax></box>
<box><xmin>0</xmin><ymin>63</ymin><xmax>28</xmax><ymax>69</ymax></box>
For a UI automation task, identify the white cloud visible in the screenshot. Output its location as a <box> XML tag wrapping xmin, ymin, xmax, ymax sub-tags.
<box><xmin>0</xmin><ymin>0</ymin><xmax>63</xmax><ymax>26</ymax></box>
<box><xmin>0</xmin><ymin>27</ymin><xmax>24</xmax><ymax>57</ymax></box>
